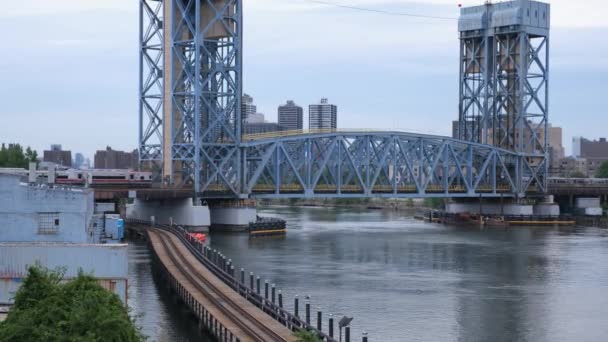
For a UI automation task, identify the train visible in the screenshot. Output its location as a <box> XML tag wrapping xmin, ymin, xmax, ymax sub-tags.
<box><xmin>0</xmin><ymin>168</ymin><xmax>153</xmax><ymax>188</ymax></box>
<box><xmin>547</xmin><ymin>177</ymin><xmax>608</xmax><ymax>185</ymax></box>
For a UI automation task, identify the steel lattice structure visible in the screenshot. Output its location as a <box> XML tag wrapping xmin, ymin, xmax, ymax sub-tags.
<box><xmin>458</xmin><ymin>0</ymin><xmax>550</xmax><ymax>194</ymax></box>
<box><xmin>140</xmin><ymin>0</ymin><xmax>242</xmax><ymax>198</ymax></box>
<box><xmin>139</xmin><ymin>0</ymin><xmax>548</xmax><ymax>200</ymax></box>
<box><xmin>139</xmin><ymin>0</ymin><xmax>164</xmax><ymax>176</ymax></box>
<box><xmin>234</xmin><ymin>132</ymin><xmax>523</xmax><ymax>199</ymax></box>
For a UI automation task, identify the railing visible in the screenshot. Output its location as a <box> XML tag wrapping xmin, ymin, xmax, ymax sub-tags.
<box><xmin>250</xmin><ymin>184</ymin><xmax>513</xmax><ymax>194</ymax></box>
<box><xmin>128</xmin><ymin>220</ymin><xmax>362</xmax><ymax>341</ymax></box>
<box><xmin>241</xmin><ymin>128</ymin><xmax>446</xmax><ymax>142</ymax></box>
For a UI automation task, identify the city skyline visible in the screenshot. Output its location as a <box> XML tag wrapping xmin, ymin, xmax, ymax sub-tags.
<box><xmin>0</xmin><ymin>0</ymin><xmax>606</xmax><ymax>157</ymax></box>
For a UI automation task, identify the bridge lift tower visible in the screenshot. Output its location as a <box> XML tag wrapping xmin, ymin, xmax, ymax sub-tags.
<box><xmin>458</xmin><ymin>0</ymin><xmax>550</xmax><ymax>195</ymax></box>
<box><xmin>139</xmin><ymin>0</ymin><xmax>243</xmax><ymax>201</ymax></box>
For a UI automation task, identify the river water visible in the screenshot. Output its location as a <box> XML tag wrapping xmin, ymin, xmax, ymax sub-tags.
<box><xmin>129</xmin><ymin>207</ymin><xmax>608</xmax><ymax>342</ymax></box>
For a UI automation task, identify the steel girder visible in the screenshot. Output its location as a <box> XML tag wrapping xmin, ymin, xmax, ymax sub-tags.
<box><xmin>161</xmin><ymin>0</ymin><xmax>242</xmax><ymax>198</ymax></box>
<box><xmin>240</xmin><ymin>132</ymin><xmax>522</xmax><ymax>199</ymax></box>
<box><xmin>459</xmin><ymin>28</ymin><xmax>549</xmax><ymax>194</ymax></box>
<box><xmin>139</xmin><ymin>0</ymin><xmax>164</xmax><ymax>179</ymax></box>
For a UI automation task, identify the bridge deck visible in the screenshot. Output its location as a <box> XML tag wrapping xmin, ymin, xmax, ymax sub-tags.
<box><xmin>148</xmin><ymin>228</ymin><xmax>295</xmax><ymax>342</ymax></box>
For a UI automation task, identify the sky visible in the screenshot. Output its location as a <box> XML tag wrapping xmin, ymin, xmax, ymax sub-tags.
<box><xmin>0</xmin><ymin>0</ymin><xmax>606</xmax><ymax>159</ymax></box>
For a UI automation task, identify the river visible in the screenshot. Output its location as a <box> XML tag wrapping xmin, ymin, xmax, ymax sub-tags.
<box><xmin>129</xmin><ymin>206</ymin><xmax>608</xmax><ymax>341</ymax></box>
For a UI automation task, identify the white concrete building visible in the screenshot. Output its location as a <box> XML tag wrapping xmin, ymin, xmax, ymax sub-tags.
<box><xmin>0</xmin><ymin>173</ymin><xmax>128</xmax><ymax>304</ymax></box>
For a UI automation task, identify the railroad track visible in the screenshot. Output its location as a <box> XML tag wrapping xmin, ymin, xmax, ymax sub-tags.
<box><xmin>150</xmin><ymin>228</ymin><xmax>292</xmax><ymax>342</ymax></box>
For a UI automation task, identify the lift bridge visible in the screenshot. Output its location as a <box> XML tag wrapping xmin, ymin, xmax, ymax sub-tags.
<box><xmin>138</xmin><ymin>0</ymin><xmax>550</xmax><ymax>200</ymax></box>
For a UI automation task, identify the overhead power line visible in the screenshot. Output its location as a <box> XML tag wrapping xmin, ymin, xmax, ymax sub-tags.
<box><xmin>300</xmin><ymin>0</ymin><xmax>458</xmax><ymax>21</ymax></box>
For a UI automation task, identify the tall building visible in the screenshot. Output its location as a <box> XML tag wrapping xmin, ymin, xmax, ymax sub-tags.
<box><xmin>73</xmin><ymin>153</ymin><xmax>86</xmax><ymax>170</ymax></box>
<box><xmin>309</xmin><ymin>98</ymin><xmax>337</xmax><ymax>130</ymax></box>
<box><xmin>573</xmin><ymin>137</ymin><xmax>608</xmax><ymax>159</ymax></box>
<box><xmin>94</xmin><ymin>147</ymin><xmax>138</xmax><ymax>170</ymax></box>
<box><xmin>241</xmin><ymin>93</ymin><xmax>257</xmax><ymax>123</ymax></box>
<box><xmin>547</xmin><ymin>125</ymin><xmax>565</xmax><ymax>170</ymax></box>
<box><xmin>246</xmin><ymin>112</ymin><xmax>266</xmax><ymax>124</ymax></box>
<box><xmin>43</xmin><ymin>145</ymin><xmax>72</xmax><ymax>167</ymax></box>
<box><xmin>278</xmin><ymin>100</ymin><xmax>304</xmax><ymax>131</ymax></box>
<box><xmin>555</xmin><ymin>137</ymin><xmax>608</xmax><ymax>177</ymax></box>
<box><xmin>243</xmin><ymin>122</ymin><xmax>283</xmax><ymax>135</ymax></box>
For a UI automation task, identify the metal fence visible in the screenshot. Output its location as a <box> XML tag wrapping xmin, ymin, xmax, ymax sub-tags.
<box><xmin>128</xmin><ymin>220</ymin><xmax>366</xmax><ymax>341</ymax></box>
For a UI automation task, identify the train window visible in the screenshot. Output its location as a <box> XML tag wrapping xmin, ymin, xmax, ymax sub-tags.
<box><xmin>78</xmin><ymin>173</ymin><xmax>82</xmax><ymax>179</ymax></box>
<box><xmin>140</xmin><ymin>176</ymin><xmax>145</xmax><ymax>180</ymax></box>
<box><xmin>130</xmin><ymin>174</ymin><xmax>134</xmax><ymax>180</ymax></box>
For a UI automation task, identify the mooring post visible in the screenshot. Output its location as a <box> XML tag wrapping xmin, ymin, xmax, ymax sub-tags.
<box><xmin>256</xmin><ymin>276</ymin><xmax>261</xmax><ymax>295</ymax></box>
<box><xmin>305</xmin><ymin>300</ymin><xmax>311</xmax><ymax>325</ymax></box>
<box><xmin>250</xmin><ymin>272</ymin><xmax>254</xmax><ymax>291</ymax></box>
<box><xmin>294</xmin><ymin>295</ymin><xmax>299</xmax><ymax>317</ymax></box>
<box><xmin>271</xmin><ymin>284</ymin><xmax>276</xmax><ymax>303</ymax></box>
<box><xmin>317</xmin><ymin>309</ymin><xmax>322</xmax><ymax>331</ymax></box>
<box><xmin>329</xmin><ymin>314</ymin><xmax>334</xmax><ymax>338</ymax></box>
<box><xmin>345</xmin><ymin>327</ymin><xmax>351</xmax><ymax>342</ymax></box>
<box><xmin>278</xmin><ymin>290</ymin><xmax>283</xmax><ymax>308</ymax></box>
<box><xmin>362</xmin><ymin>332</ymin><xmax>368</xmax><ymax>342</ymax></box>
<box><xmin>240</xmin><ymin>268</ymin><xmax>245</xmax><ymax>285</ymax></box>
<box><xmin>264</xmin><ymin>280</ymin><xmax>269</xmax><ymax>300</ymax></box>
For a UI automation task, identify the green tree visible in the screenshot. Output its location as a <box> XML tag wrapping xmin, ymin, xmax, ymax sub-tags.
<box><xmin>0</xmin><ymin>143</ymin><xmax>37</xmax><ymax>168</ymax></box>
<box><xmin>0</xmin><ymin>266</ymin><xmax>144</xmax><ymax>342</ymax></box>
<box><xmin>293</xmin><ymin>329</ymin><xmax>322</xmax><ymax>342</ymax></box>
<box><xmin>596</xmin><ymin>161</ymin><xmax>608</xmax><ymax>178</ymax></box>
<box><xmin>569</xmin><ymin>171</ymin><xmax>587</xmax><ymax>178</ymax></box>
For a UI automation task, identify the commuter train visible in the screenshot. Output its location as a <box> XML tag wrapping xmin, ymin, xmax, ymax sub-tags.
<box><xmin>0</xmin><ymin>168</ymin><xmax>153</xmax><ymax>188</ymax></box>
<box><xmin>55</xmin><ymin>169</ymin><xmax>153</xmax><ymax>188</ymax></box>
<box><xmin>547</xmin><ymin>177</ymin><xmax>608</xmax><ymax>185</ymax></box>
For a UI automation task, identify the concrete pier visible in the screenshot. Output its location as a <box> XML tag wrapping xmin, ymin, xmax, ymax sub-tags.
<box><xmin>126</xmin><ymin>198</ymin><xmax>210</xmax><ymax>230</ymax></box>
<box><xmin>446</xmin><ymin>202</ymin><xmax>534</xmax><ymax>216</ymax></box>
<box><xmin>209</xmin><ymin>200</ymin><xmax>257</xmax><ymax>231</ymax></box>
<box><xmin>446</xmin><ymin>196</ymin><xmax>561</xmax><ymax>217</ymax></box>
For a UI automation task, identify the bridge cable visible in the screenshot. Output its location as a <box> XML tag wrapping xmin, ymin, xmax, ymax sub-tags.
<box><xmin>298</xmin><ymin>0</ymin><xmax>458</xmax><ymax>21</ymax></box>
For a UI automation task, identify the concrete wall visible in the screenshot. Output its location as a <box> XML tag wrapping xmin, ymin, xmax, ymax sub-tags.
<box><xmin>533</xmin><ymin>204</ymin><xmax>560</xmax><ymax>217</ymax></box>
<box><xmin>576</xmin><ymin>198</ymin><xmax>601</xmax><ymax>209</ymax></box>
<box><xmin>0</xmin><ymin>243</ymin><xmax>128</xmax><ymax>304</ymax></box>
<box><xmin>0</xmin><ymin>174</ymin><xmax>94</xmax><ymax>243</ymax></box>
<box><xmin>446</xmin><ymin>203</ymin><xmax>534</xmax><ymax>216</ymax></box>
<box><xmin>126</xmin><ymin>198</ymin><xmax>210</xmax><ymax>228</ymax></box>
<box><xmin>209</xmin><ymin>207</ymin><xmax>257</xmax><ymax>229</ymax></box>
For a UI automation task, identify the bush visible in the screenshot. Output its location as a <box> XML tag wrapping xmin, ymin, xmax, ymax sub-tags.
<box><xmin>596</xmin><ymin>161</ymin><xmax>608</xmax><ymax>178</ymax></box>
<box><xmin>293</xmin><ymin>329</ymin><xmax>322</xmax><ymax>342</ymax></box>
<box><xmin>0</xmin><ymin>266</ymin><xmax>144</xmax><ymax>342</ymax></box>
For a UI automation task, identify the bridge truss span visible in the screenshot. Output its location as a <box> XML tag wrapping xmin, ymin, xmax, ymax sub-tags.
<box><xmin>239</xmin><ymin>132</ymin><xmax>525</xmax><ymax>199</ymax></box>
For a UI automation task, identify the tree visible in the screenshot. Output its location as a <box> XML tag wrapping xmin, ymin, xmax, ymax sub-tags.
<box><xmin>596</xmin><ymin>161</ymin><xmax>608</xmax><ymax>178</ymax></box>
<box><xmin>0</xmin><ymin>143</ymin><xmax>37</xmax><ymax>168</ymax></box>
<box><xmin>570</xmin><ymin>171</ymin><xmax>587</xmax><ymax>178</ymax></box>
<box><xmin>293</xmin><ymin>329</ymin><xmax>322</xmax><ymax>342</ymax></box>
<box><xmin>0</xmin><ymin>266</ymin><xmax>144</xmax><ymax>342</ymax></box>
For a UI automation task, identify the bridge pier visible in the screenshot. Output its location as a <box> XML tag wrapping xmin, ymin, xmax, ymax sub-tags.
<box><xmin>126</xmin><ymin>198</ymin><xmax>210</xmax><ymax>230</ymax></box>
<box><xmin>208</xmin><ymin>200</ymin><xmax>257</xmax><ymax>232</ymax></box>
<box><xmin>446</xmin><ymin>196</ymin><xmax>560</xmax><ymax>217</ymax></box>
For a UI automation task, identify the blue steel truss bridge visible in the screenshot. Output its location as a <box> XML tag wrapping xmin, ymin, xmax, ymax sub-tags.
<box><xmin>138</xmin><ymin>0</ymin><xmax>550</xmax><ymax>201</ymax></box>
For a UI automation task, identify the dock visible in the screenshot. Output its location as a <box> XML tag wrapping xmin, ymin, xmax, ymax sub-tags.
<box><xmin>148</xmin><ymin>228</ymin><xmax>295</xmax><ymax>342</ymax></box>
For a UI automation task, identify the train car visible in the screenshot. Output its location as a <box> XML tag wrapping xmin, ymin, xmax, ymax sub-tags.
<box><xmin>54</xmin><ymin>169</ymin><xmax>153</xmax><ymax>188</ymax></box>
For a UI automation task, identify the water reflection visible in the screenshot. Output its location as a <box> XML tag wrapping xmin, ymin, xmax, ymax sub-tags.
<box><xmin>127</xmin><ymin>239</ymin><xmax>213</xmax><ymax>342</ymax></box>
<box><xmin>209</xmin><ymin>207</ymin><xmax>608</xmax><ymax>341</ymax></box>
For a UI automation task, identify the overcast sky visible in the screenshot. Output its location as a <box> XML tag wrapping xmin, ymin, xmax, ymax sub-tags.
<box><xmin>0</xmin><ymin>0</ymin><xmax>606</xmax><ymax>159</ymax></box>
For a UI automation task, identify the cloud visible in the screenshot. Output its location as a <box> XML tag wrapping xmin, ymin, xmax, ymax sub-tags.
<box><xmin>0</xmin><ymin>0</ymin><xmax>606</xmax><ymax>158</ymax></box>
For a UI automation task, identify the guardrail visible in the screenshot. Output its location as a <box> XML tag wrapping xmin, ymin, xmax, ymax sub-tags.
<box><xmin>128</xmin><ymin>220</ymin><xmax>364</xmax><ymax>342</ymax></box>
